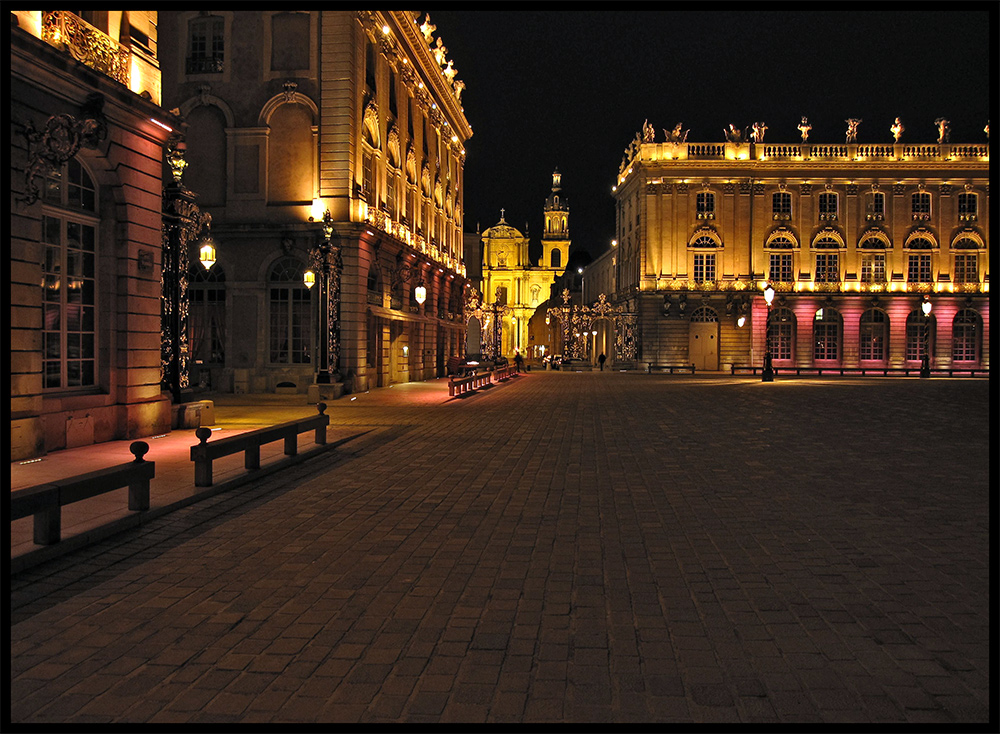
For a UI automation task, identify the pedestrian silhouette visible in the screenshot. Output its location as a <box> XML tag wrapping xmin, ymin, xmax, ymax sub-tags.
<box><xmin>598</xmin><ymin>353</ymin><xmax>606</xmax><ymax>371</ymax></box>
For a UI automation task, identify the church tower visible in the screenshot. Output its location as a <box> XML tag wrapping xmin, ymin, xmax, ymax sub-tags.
<box><xmin>541</xmin><ymin>168</ymin><xmax>571</xmax><ymax>271</ymax></box>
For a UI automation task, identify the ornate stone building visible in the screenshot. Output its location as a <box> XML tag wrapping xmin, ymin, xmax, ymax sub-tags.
<box><xmin>599</xmin><ymin>121</ymin><xmax>989</xmax><ymax>372</ymax></box>
<box><xmin>476</xmin><ymin>170</ymin><xmax>571</xmax><ymax>359</ymax></box>
<box><xmin>10</xmin><ymin>11</ymin><xmax>179</xmax><ymax>459</ymax></box>
<box><xmin>157</xmin><ymin>11</ymin><xmax>472</xmax><ymax>394</ymax></box>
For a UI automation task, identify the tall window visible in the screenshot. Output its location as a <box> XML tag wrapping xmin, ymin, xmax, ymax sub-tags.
<box><xmin>550</xmin><ymin>249</ymin><xmax>562</xmax><ymax>268</ymax></box>
<box><xmin>860</xmin><ymin>253</ymin><xmax>886</xmax><ymax>283</ymax></box>
<box><xmin>907</xmin><ymin>254</ymin><xmax>932</xmax><ymax>284</ymax></box>
<box><xmin>813</xmin><ymin>307</ymin><xmax>840</xmax><ymax>361</ymax></box>
<box><xmin>42</xmin><ymin>158</ymin><xmax>98</xmax><ymax>390</ymax></box>
<box><xmin>386</xmin><ymin>169</ymin><xmax>397</xmax><ymax>218</ymax></box>
<box><xmin>818</xmin><ymin>192</ymin><xmax>838</xmax><ymax>220</ymax></box>
<box><xmin>952</xmin><ymin>310</ymin><xmax>980</xmax><ymax>362</ymax></box>
<box><xmin>693</xmin><ymin>253</ymin><xmax>716</xmax><ymax>283</ymax></box>
<box><xmin>696</xmin><ymin>192</ymin><xmax>715</xmax><ymax>219</ymax></box>
<box><xmin>859</xmin><ymin>309</ymin><xmax>888</xmax><ymax>361</ymax></box>
<box><xmin>772</xmin><ymin>191</ymin><xmax>792</xmax><ymax>220</ymax></box>
<box><xmin>957</xmin><ymin>192</ymin><xmax>977</xmax><ymax>222</ymax></box>
<box><xmin>866</xmin><ymin>192</ymin><xmax>885</xmax><ymax>221</ymax></box>
<box><xmin>953</xmin><ymin>253</ymin><xmax>978</xmax><ymax>284</ymax></box>
<box><xmin>268</xmin><ymin>258</ymin><xmax>311</xmax><ymax>364</ymax></box>
<box><xmin>362</xmin><ymin>151</ymin><xmax>374</xmax><ymax>202</ymax></box>
<box><xmin>189</xmin><ymin>264</ymin><xmax>226</xmax><ymax>367</ymax></box>
<box><xmin>905</xmin><ymin>310</ymin><xmax>933</xmax><ymax>361</ymax></box>
<box><xmin>815</xmin><ymin>253</ymin><xmax>839</xmax><ymax>283</ymax></box>
<box><xmin>911</xmin><ymin>191</ymin><xmax>931</xmax><ymax>220</ymax></box>
<box><xmin>769</xmin><ymin>253</ymin><xmax>793</xmax><ymax>283</ymax></box>
<box><xmin>187</xmin><ymin>15</ymin><xmax>225</xmax><ymax>74</ymax></box>
<box><xmin>768</xmin><ymin>307</ymin><xmax>794</xmax><ymax>361</ymax></box>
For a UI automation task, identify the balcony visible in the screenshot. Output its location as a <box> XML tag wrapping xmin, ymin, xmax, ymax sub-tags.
<box><xmin>41</xmin><ymin>10</ymin><xmax>130</xmax><ymax>87</ymax></box>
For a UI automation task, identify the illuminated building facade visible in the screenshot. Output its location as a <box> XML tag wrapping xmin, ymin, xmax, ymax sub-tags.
<box><xmin>606</xmin><ymin>125</ymin><xmax>989</xmax><ymax>372</ymax></box>
<box><xmin>478</xmin><ymin>170</ymin><xmax>571</xmax><ymax>359</ymax></box>
<box><xmin>157</xmin><ymin>11</ymin><xmax>472</xmax><ymax>394</ymax></box>
<box><xmin>10</xmin><ymin>11</ymin><xmax>179</xmax><ymax>459</ymax></box>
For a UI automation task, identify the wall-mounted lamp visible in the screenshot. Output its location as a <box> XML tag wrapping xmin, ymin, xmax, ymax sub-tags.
<box><xmin>303</xmin><ymin>269</ymin><xmax>316</xmax><ymax>289</ymax></box>
<box><xmin>415</xmin><ymin>282</ymin><xmax>427</xmax><ymax>304</ymax></box>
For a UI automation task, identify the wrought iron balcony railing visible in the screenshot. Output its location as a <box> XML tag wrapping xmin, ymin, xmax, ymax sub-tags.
<box><xmin>41</xmin><ymin>11</ymin><xmax>130</xmax><ymax>86</ymax></box>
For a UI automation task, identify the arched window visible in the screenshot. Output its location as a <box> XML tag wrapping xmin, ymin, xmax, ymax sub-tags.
<box><xmin>768</xmin><ymin>307</ymin><xmax>795</xmax><ymax>361</ymax></box>
<box><xmin>268</xmin><ymin>258</ymin><xmax>311</xmax><ymax>364</ymax></box>
<box><xmin>189</xmin><ymin>263</ymin><xmax>226</xmax><ymax>366</ymax></box>
<box><xmin>42</xmin><ymin>157</ymin><xmax>98</xmax><ymax>389</ymax></box>
<box><xmin>859</xmin><ymin>308</ymin><xmax>888</xmax><ymax>362</ymax></box>
<box><xmin>905</xmin><ymin>309</ymin><xmax>934</xmax><ymax>362</ymax></box>
<box><xmin>813</xmin><ymin>307</ymin><xmax>841</xmax><ymax>361</ymax></box>
<box><xmin>952</xmin><ymin>309</ymin><xmax>981</xmax><ymax>363</ymax></box>
<box><xmin>550</xmin><ymin>249</ymin><xmax>561</xmax><ymax>269</ymax></box>
<box><xmin>689</xmin><ymin>306</ymin><xmax>718</xmax><ymax>322</ymax></box>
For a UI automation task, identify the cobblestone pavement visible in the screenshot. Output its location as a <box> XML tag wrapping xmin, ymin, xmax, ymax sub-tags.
<box><xmin>9</xmin><ymin>373</ymin><xmax>991</xmax><ymax>725</ymax></box>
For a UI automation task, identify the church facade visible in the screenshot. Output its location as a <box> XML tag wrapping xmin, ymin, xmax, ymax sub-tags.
<box><xmin>477</xmin><ymin>170</ymin><xmax>571</xmax><ymax>359</ymax></box>
<box><xmin>601</xmin><ymin>122</ymin><xmax>989</xmax><ymax>373</ymax></box>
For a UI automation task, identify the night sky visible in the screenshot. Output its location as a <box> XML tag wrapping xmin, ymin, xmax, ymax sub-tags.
<box><xmin>428</xmin><ymin>9</ymin><xmax>992</xmax><ymax>264</ymax></box>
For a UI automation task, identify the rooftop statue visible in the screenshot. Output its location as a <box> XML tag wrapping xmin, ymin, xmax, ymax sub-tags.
<box><xmin>797</xmin><ymin>116</ymin><xmax>811</xmax><ymax>142</ymax></box>
<box><xmin>845</xmin><ymin>118</ymin><xmax>862</xmax><ymax>143</ymax></box>
<box><xmin>723</xmin><ymin>124</ymin><xmax>744</xmax><ymax>144</ymax></box>
<box><xmin>419</xmin><ymin>14</ymin><xmax>436</xmax><ymax>45</ymax></box>
<box><xmin>891</xmin><ymin>117</ymin><xmax>904</xmax><ymax>143</ymax></box>
<box><xmin>642</xmin><ymin>119</ymin><xmax>655</xmax><ymax>142</ymax></box>
<box><xmin>664</xmin><ymin>123</ymin><xmax>688</xmax><ymax>144</ymax></box>
<box><xmin>433</xmin><ymin>37</ymin><xmax>448</xmax><ymax>66</ymax></box>
<box><xmin>751</xmin><ymin>121</ymin><xmax>767</xmax><ymax>143</ymax></box>
<box><xmin>453</xmin><ymin>79</ymin><xmax>465</xmax><ymax>101</ymax></box>
<box><xmin>934</xmin><ymin>118</ymin><xmax>951</xmax><ymax>144</ymax></box>
<box><xmin>443</xmin><ymin>60</ymin><xmax>458</xmax><ymax>83</ymax></box>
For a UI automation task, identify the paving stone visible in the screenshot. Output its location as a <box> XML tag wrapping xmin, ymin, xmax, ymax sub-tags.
<box><xmin>8</xmin><ymin>376</ymin><xmax>989</xmax><ymax>724</ymax></box>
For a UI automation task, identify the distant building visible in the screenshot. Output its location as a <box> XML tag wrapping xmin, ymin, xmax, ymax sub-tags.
<box><xmin>10</xmin><ymin>11</ymin><xmax>178</xmax><ymax>459</ymax></box>
<box><xmin>157</xmin><ymin>10</ymin><xmax>473</xmax><ymax>393</ymax></box>
<box><xmin>594</xmin><ymin>126</ymin><xmax>989</xmax><ymax>372</ymax></box>
<box><xmin>477</xmin><ymin>170</ymin><xmax>571</xmax><ymax>359</ymax></box>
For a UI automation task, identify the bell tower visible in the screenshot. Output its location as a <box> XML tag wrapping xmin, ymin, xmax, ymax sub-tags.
<box><xmin>542</xmin><ymin>168</ymin><xmax>570</xmax><ymax>272</ymax></box>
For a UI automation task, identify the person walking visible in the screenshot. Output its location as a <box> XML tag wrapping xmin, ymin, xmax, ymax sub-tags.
<box><xmin>598</xmin><ymin>352</ymin><xmax>606</xmax><ymax>371</ymax></box>
<box><xmin>514</xmin><ymin>351</ymin><xmax>524</xmax><ymax>373</ymax></box>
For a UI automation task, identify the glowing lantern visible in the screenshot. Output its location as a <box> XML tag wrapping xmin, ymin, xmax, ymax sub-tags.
<box><xmin>198</xmin><ymin>239</ymin><xmax>217</xmax><ymax>270</ymax></box>
<box><xmin>415</xmin><ymin>283</ymin><xmax>427</xmax><ymax>304</ymax></box>
<box><xmin>303</xmin><ymin>270</ymin><xmax>316</xmax><ymax>289</ymax></box>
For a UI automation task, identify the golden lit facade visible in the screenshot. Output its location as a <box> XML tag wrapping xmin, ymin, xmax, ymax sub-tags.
<box><xmin>10</xmin><ymin>11</ymin><xmax>177</xmax><ymax>459</ymax></box>
<box><xmin>480</xmin><ymin>170</ymin><xmax>571</xmax><ymax>358</ymax></box>
<box><xmin>158</xmin><ymin>11</ymin><xmax>472</xmax><ymax>393</ymax></box>
<box><xmin>608</xmin><ymin>129</ymin><xmax>989</xmax><ymax>371</ymax></box>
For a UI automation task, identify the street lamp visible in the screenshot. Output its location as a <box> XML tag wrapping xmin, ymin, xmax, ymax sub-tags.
<box><xmin>414</xmin><ymin>282</ymin><xmax>427</xmax><ymax>305</ymax></box>
<box><xmin>307</xmin><ymin>207</ymin><xmax>340</xmax><ymax>384</ymax></box>
<box><xmin>920</xmin><ymin>296</ymin><xmax>932</xmax><ymax>378</ymax></box>
<box><xmin>762</xmin><ymin>283</ymin><xmax>775</xmax><ymax>382</ymax></box>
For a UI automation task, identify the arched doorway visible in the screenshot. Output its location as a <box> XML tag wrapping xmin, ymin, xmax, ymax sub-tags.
<box><xmin>466</xmin><ymin>315</ymin><xmax>482</xmax><ymax>359</ymax></box>
<box><xmin>689</xmin><ymin>306</ymin><xmax>719</xmax><ymax>370</ymax></box>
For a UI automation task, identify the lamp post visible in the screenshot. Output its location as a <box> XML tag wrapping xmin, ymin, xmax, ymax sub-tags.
<box><xmin>305</xmin><ymin>207</ymin><xmax>340</xmax><ymax>384</ymax></box>
<box><xmin>920</xmin><ymin>296</ymin><xmax>932</xmax><ymax>378</ymax></box>
<box><xmin>484</xmin><ymin>287</ymin><xmax>511</xmax><ymax>362</ymax></box>
<box><xmin>762</xmin><ymin>283</ymin><xmax>775</xmax><ymax>382</ymax></box>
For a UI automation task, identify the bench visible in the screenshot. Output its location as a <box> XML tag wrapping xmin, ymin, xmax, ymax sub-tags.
<box><xmin>190</xmin><ymin>403</ymin><xmax>330</xmax><ymax>487</ymax></box>
<box><xmin>10</xmin><ymin>441</ymin><xmax>155</xmax><ymax>546</ymax></box>
<box><xmin>493</xmin><ymin>365</ymin><xmax>519</xmax><ymax>381</ymax></box>
<box><xmin>448</xmin><ymin>370</ymin><xmax>493</xmax><ymax>397</ymax></box>
<box><xmin>647</xmin><ymin>364</ymin><xmax>696</xmax><ymax>374</ymax></box>
<box><xmin>730</xmin><ymin>365</ymin><xmax>989</xmax><ymax>377</ymax></box>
